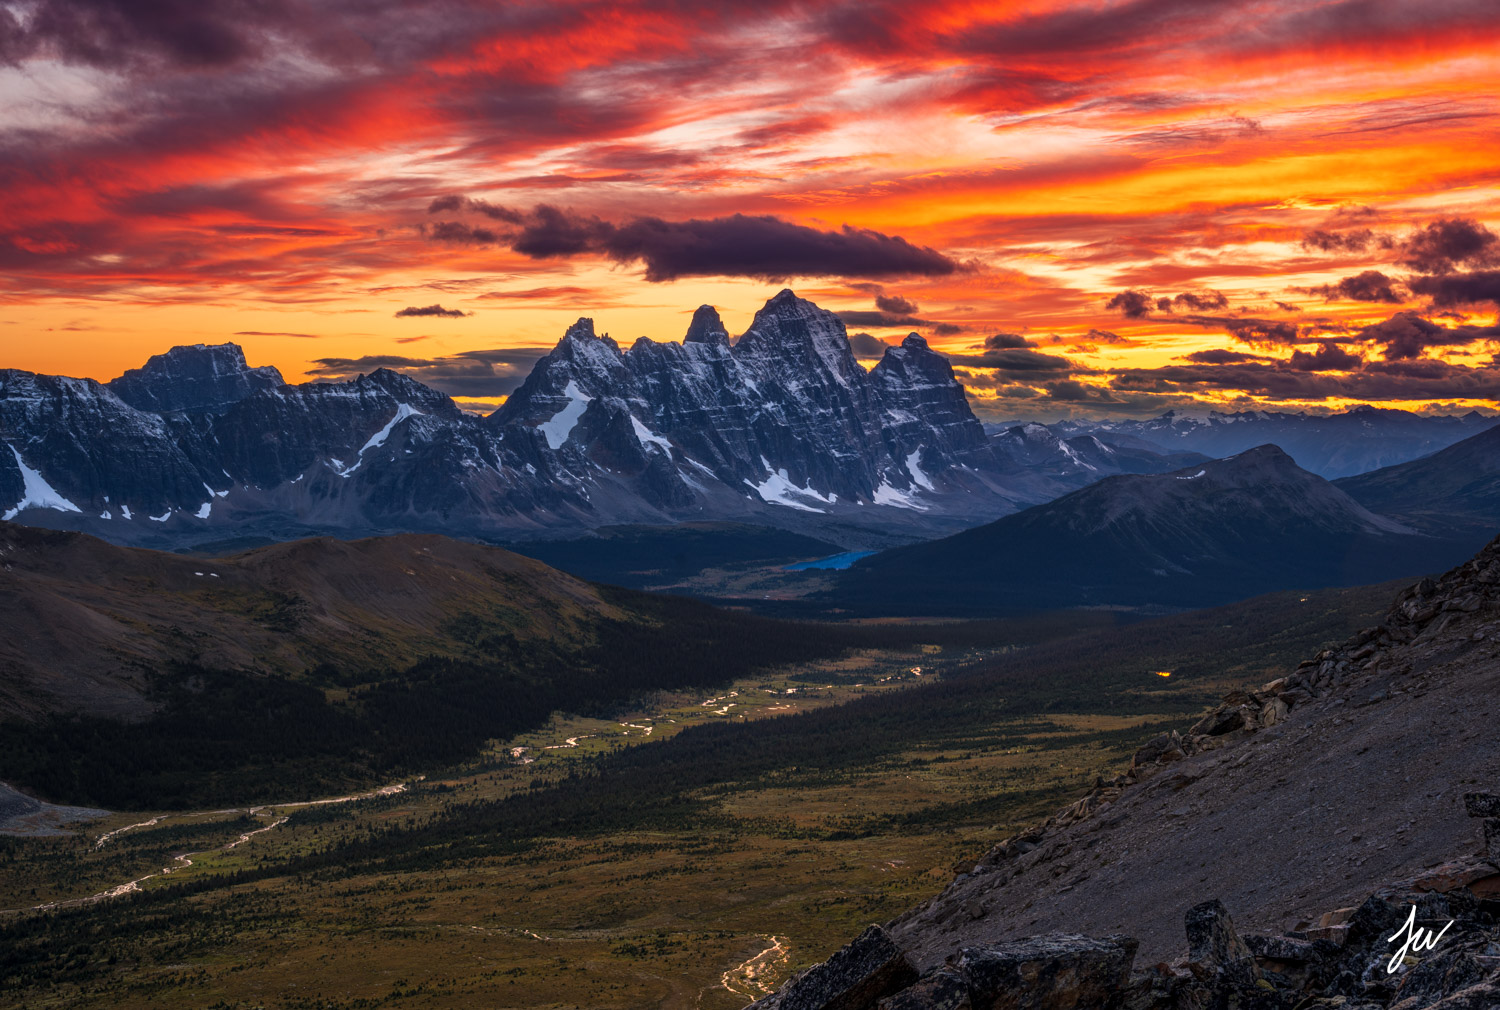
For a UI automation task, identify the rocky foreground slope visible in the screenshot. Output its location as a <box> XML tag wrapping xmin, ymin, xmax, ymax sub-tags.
<box><xmin>754</xmin><ymin>536</ymin><xmax>1500</xmax><ymax>1009</ymax></box>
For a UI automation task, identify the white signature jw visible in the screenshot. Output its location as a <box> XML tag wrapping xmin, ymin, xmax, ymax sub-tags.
<box><xmin>1386</xmin><ymin>904</ymin><xmax>1454</xmax><ymax>974</ymax></box>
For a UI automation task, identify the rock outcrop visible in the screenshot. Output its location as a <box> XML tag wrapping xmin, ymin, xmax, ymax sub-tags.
<box><xmin>751</xmin><ymin>535</ymin><xmax>1500</xmax><ymax>1009</ymax></box>
<box><xmin>107</xmin><ymin>343</ymin><xmax>285</xmax><ymax>413</ymax></box>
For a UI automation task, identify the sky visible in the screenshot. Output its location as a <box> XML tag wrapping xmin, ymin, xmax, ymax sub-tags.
<box><xmin>2</xmin><ymin>0</ymin><xmax>1499</xmax><ymax>420</ymax></box>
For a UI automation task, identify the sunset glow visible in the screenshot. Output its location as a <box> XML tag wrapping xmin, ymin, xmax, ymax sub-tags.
<box><xmin>3</xmin><ymin>0</ymin><xmax>1498</xmax><ymax>418</ymax></box>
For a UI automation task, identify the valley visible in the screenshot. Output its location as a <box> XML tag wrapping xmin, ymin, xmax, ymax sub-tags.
<box><xmin>0</xmin><ymin>579</ymin><xmax>1393</xmax><ymax>1008</ymax></box>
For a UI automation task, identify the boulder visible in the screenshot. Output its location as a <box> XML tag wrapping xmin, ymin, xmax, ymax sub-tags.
<box><xmin>1191</xmin><ymin>706</ymin><xmax>1249</xmax><ymax>737</ymax></box>
<box><xmin>1462</xmin><ymin>793</ymin><xmax>1500</xmax><ymax>818</ymax></box>
<box><xmin>767</xmin><ymin>925</ymin><xmax>919</xmax><ymax>1010</ymax></box>
<box><xmin>876</xmin><ymin>969</ymin><xmax>972</xmax><ymax>1010</ymax></box>
<box><xmin>1389</xmin><ymin>938</ymin><xmax>1494</xmax><ymax>1010</ymax></box>
<box><xmin>1245</xmin><ymin>934</ymin><xmax>1320</xmax><ymax>962</ymax></box>
<box><xmin>1186</xmin><ymin>899</ymin><xmax>1260</xmax><ymax>986</ymax></box>
<box><xmin>957</xmin><ymin>933</ymin><xmax>1136</xmax><ymax>1010</ymax></box>
<box><xmin>1407</xmin><ymin>979</ymin><xmax>1500</xmax><ymax>1009</ymax></box>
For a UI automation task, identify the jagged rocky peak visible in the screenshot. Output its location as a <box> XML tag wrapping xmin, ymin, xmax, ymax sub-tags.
<box><xmin>349</xmin><ymin>368</ymin><xmax>461</xmax><ymax>415</ymax></box>
<box><xmin>562</xmin><ymin>317</ymin><xmax>597</xmax><ymax>341</ymax></box>
<box><xmin>107</xmin><ymin>342</ymin><xmax>284</xmax><ymax>413</ymax></box>
<box><xmin>683</xmin><ymin>304</ymin><xmax>729</xmax><ymax>346</ymax></box>
<box><xmin>733</xmin><ymin>288</ymin><xmax>863</xmax><ymax>383</ymax></box>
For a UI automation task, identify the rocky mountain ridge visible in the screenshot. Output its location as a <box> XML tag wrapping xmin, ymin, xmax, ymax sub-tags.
<box><xmin>1337</xmin><ymin>423</ymin><xmax>1500</xmax><ymax>542</ymax></box>
<box><xmin>1042</xmin><ymin>407</ymin><xmax>1497</xmax><ymax>479</ymax></box>
<box><xmin>752</xmin><ymin>534</ymin><xmax>1500</xmax><ymax>1009</ymax></box>
<box><xmin>0</xmin><ymin>292</ymin><xmax>1199</xmax><ymax>550</ymax></box>
<box><xmin>830</xmin><ymin>445</ymin><xmax>1460</xmax><ymax>614</ymax></box>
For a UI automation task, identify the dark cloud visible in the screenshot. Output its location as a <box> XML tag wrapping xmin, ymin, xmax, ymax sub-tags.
<box><xmin>1399</xmin><ymin>217</ymin><xmax>1499</xmax><ymax>274</ymax></box>
<box><xmin>946</xmin><ymin>347</ymin><xmax>1078</xmax><ymax>374</ymax></box>
<box><xmin>875</xmin><ymin>293</ymin><xmax>920</xmax><ymax>314</ymax></box>
<box><xmin>449</xmin><ymin>206</ymin><xmax>961</xmax><ymax>282</ymax></box>
<box><xmin>233</xmin><ymin>330</ymin><xmax>321</xmax><ymax>338</ymax></box>
<box><xmin>847</xmin><ymin>332</ymin><xmax>892</xmax><ymax>358</ymax></box>
<box><xmin>1176</xmin><ymin>314</ymin><xmax>1301</xmax><ymax>346</ymax></box>
<box><xmin>308</xmin><ymin>347</ymin><xmax>552</xmax><ymax>397</ymax></box>
<box><xmin>1301</xmin><ymin>228</ymin><xmax>1385</xmax><ymax>253</ymax></box>
<box><xmin>838</xmin><ymin>291</ymin><xmax>962</xmax><ymax>333</ymax></box>
<box><xmin>427</xmin><ymin>221</ymin><xmax>500</xmax><ymax>244</ymax></box>
<box><xmin>1181</xmin><ymin>349</ymin><xmax>1267</xmax><ymax>364</ymax></box>
<box><xmin>395</xmin><ymin>304</ymin><xmax>470</xmax><ymax>318</ymax></box>
<box><xmin>1409</xmin><ymin>270</ymin><xmax>1500</xmax><ymax>308</ymax></box>
<box><xmin>1288</xmin><ymin>340</ymin><xmax>1364</xmax><ymax>372</ymax></box>
<box><xmin>1043</xmin><ymin>379</ymin><xmax>1122</xmax><ymax>403</ymax></box>
<box><xmin>512</xmin><ymin>205</ymin><xmax>614</xmax><ymax>257</ymax></box>
<box><xmin>1106</xmin><ymin>289</ymin><xmax>1154</xmax><ymax>318</ymax></box>
<box><xmin>1108</xmin><ymin>355</ymin><xmax>1500</xmax><ymax>402</ymax></box>
<box><xmin>1154</xmin><ymin>290</ymin><xmax>1230</xmax><ymax>313</ymax></box>
<box><xmin>0</xmin><ymin>0</ymin><xmax>268</xmax><ymax>69</ymax></box>
<box><xmin>1360</xmin><ymin>310</ymin><xmax>1499</xmax><ymax>360</ymax></box>
<box><xmin>427</xmin><ymin>196</ymin><xmax>524</xmax><ymax>223</ymax></box>
<box><xmin>1274</xmin><ymin>301</ymin><xmax>1303</xmax><ymax>313</ymax></box>
<box><xmin>1307</xmin><ymin>270</ymin><xmax>1405</xmax><ymax>303</ymax></box>
<box><xmin>603</xmin><ymin>213</ymin><xmax>963</xmax><ymax>282</ymax></box>
<box><xmin>839</xmin><ymin>309</ymin><xmax>925</xmax><ymax>328</ymax></box>
<box><xmin>984</xmin><ymin>332</ymin><xmax>1037</xmax><ymax>349</ymax></box>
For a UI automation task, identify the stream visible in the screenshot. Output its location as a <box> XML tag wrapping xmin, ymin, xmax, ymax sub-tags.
<box><xmin>29</xmin><ymin>780</ymin><xmax>412</xmax><ymax>912</ymax></box>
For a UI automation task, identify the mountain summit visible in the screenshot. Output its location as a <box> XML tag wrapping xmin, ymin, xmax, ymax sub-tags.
<box><xmin>0</xmin><ymin>292</ymin><xmax>1042</xmax><ymax>547</ymax></box>
<box><xmin>833</xmin><ymin>446</ymin><xmax>1453</xmax><ymax>613</ymax></box>
<box><xmin>108</xmin><ymin>343</ymin><xmax>285</xmax><ymax>413</ymax></box>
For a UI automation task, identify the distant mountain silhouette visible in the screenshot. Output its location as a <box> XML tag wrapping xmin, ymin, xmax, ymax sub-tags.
<box><xmin>828</xmin><ymin>445</ymin><xmax>1465</xmax><ymax>615</ymax></box>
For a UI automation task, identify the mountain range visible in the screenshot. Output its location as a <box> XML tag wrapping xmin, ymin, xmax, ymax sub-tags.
<box><xmin>1040</xmin><ymin>406</ymin><xmax>1496</xmax><ymax>479</ymax></box>
<box><xmin>8</xmin><ymin>290</ymin><xmax>1486</xmax><ymax>557</ymax></box>
<box><xmin>829</xmin><ymin>444</ymin><xmax>1476</xmax><ymax>614</ymax></box>
<box><xmin>1</xmin><ymin>292</ymin><xmax>1167</xmax><ymax>550</ymax></box>
<box><xmin>1336</xmin><ymin>421</ymin><xmax>1500</xmax><ymax>537</ymax></box>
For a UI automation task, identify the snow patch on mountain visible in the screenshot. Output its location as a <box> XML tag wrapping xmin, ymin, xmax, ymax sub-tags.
<box><xmin>630</xmin><ymin>415</ymin><xmax>672</xmax><ymax>453</ymax></box>
<box><xmin>361</xmin><ymin>403</ymin><xmax>423</xmax><ymax>455</ymax></box>
<box><xmin>747</xmin><ymin>466</ymin><xmax>833</xmax><ymax>513</ymax></box>
<box><xmin>539</xmin><ymin>381</ymin><xmax>593</xmax><ymax>450</ymax></box>
<box><xmin>2</xmin><ymin>443</ymin><xmax>82</xmax><ymax>520</ymax></box>
<box><xmin>905</xmin><ymin>449</ymin><xmax>935</xmax><ymax>491</ymax></box>
<box><xmin>873</xmin><ymin>481</ymin><xmax>928</xmax><ymax>511</ymax></box>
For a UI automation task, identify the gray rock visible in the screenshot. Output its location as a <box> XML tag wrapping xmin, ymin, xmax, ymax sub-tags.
<box><xmin>1402</xmin><ymin>979</ymin><xmax>1500</xmax><ymax>1009</ymax></box>
<box><xmin>1389</xmin><ymin>940</ymin><xmax>1494</xmax><ymax>1010</ymax></box>
<box><xmin>1245</xmin><ymin>934</ymin><xmax>1320</xmax><ymax>963</ymax></box>
<box><xmin>772</xmin><ymin>925</ymin><xmax>919</xmax><ymax>1010</ymax></box>
<box><xmin>1462</xmin><ymin>793</ymin><xmax>1500</xmax><ymax>818</ymax></box>
<box><xmin>1185</xmin><ymin>899</ymin><xmax>1260</xmax><ymax>986</ymax></box>
<box><xmin>877</xmin><ymin>969</ymin><xmax>971</xmax><ymax>1010</ymax></box>
<box><xmin>957</xmin><ymin>933</ymin><xmax>1136</xmax><ymax>1010</ymax></box>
